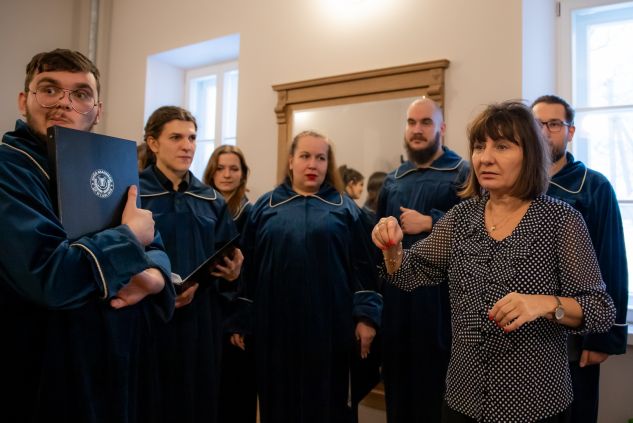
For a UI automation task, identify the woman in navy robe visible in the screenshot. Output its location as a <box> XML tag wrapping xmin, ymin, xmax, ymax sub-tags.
<box><xmin>203</xmin><ymin>145</ymin><xmax>256</xmax><ymax>423</ymax></box>
<box><xmin>235</xmin><ymin>130</ymin><xmax>383</xmax><ymax>423</ymax></box>
<box><xmin>139</xmin><ymin>106</ymin><xmax>243</xmax><ymax>423</ymax></box>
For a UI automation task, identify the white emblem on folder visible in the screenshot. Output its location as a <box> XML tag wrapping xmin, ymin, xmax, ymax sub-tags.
<box><xmin>90</xmin><ymin>169</ymin><xmax>115</xmax><ymax>198</ymax></box>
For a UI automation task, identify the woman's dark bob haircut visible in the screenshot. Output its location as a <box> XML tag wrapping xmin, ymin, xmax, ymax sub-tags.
<box><xmin>459</xmin><ymin>100</ymin><xmax>550</xmax><ymax>200</ymax></box>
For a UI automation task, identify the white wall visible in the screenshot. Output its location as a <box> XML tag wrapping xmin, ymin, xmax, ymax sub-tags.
<box><xmin>599</xmin><ymin>344</ymin><xmax>633</xmax><ymax>422</ymax></box>
<box><xmin>144</xmin><ymin>57</ymin><xmax>185</xmax><ymax>124</ymax></box>
<box><xmin>0</xmin><ymin>0</ymin><xmax>90</xmax><ymax>133</ymax></box>
<box><xmin>100</xmin><ymin>0</ymin><xmax>523</xmax><ymax>199</ymax></box>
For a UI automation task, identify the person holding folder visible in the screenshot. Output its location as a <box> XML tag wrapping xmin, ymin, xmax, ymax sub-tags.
<box><xmin>0</xmin><ymin>48</ymin><xmax>175</xmax><ymax>422</ymax></box>
<box><xmin>139</xmin><ymin>105</ymin><xmax>243</xmax><ymax>423</ymax></box>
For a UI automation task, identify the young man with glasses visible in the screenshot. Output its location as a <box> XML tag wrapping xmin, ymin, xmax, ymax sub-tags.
<box><xmin>532</xmin><ymin>95</ymin><xmax>628</xmax><ymax>423</ymax></box>
<box><xmin>0</xmin><ymin>48</ymin><xmax>175</xmax><ymax>422</ymax></box>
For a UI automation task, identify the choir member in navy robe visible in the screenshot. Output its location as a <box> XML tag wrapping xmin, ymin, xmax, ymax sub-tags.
<box><xmin>234</xmin><ymin>130</ymin><xmax>383</xmax><ymax>423</ymax></box>
<box><xmin>376</xmin><ymin>98</ymin><xmax>469</xmax><ymax>422</ymax></box>
<box><xmin>532</xmin><ymin>95</ymin><xmax>628</xmax><ymax>423</ymax></box>
<box><xmin>339</xmin><ymin>164</ymin><xmax>365</xmax><ymax>201</ymax></box>
<box><xmin>0</xmin><ymin>48</ymin><xmax>174</xmax><ymax>423</ymax></box>
<box><xmin>139</xmin><ymin>106</ymin><xmax>243</xmax><ymax>423</ymax></box>
<box><xmin>204</xmin><ymin>145</ymin><xmax>257</xmax><ymax>423</ymax></box>
<box><xmin>362</xmin><ymin>171</ymin><xmax>387</xmax><ymax>223</ymax></box>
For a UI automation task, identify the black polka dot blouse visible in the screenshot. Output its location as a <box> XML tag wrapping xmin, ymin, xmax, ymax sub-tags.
<box><xmin>383</xmin><ymin>194</ymin><xmax>616</xmax><ymax>422</ymax></box>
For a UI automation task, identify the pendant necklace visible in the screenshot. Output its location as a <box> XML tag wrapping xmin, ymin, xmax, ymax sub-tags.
<box><xmin>487</xmin><ymin>201</ymin><xmax>527</xmax><ymax>232</ymax></box>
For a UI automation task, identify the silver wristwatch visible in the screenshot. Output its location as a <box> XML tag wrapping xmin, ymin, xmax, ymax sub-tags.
<box><xmin>554</xmin><ymin>295</ymin><xmax>565</xmax><ymax>321</ymax></box>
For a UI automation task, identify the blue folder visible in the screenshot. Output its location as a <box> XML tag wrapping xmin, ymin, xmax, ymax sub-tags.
<box><xmin>47</xmin><ymin>126</ymin><xmax>139</xmax><ymax>240</ymax></box>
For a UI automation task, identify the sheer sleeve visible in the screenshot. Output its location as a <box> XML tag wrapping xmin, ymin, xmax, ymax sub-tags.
<box><xmin>382</xmin><ymin>209</ymin><xmax>455</xmax><ymax>292</ymax></box>
<box><xmin>557</xmin><ymin>209</ymin><xmax>616</xmax><ymax>334</ymax></box>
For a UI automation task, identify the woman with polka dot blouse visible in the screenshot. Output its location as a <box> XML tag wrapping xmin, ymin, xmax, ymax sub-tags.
<box><xmin>373</xmin><ymin>101</ymin><xmax>616</xmax><ymax>423</ymax></box>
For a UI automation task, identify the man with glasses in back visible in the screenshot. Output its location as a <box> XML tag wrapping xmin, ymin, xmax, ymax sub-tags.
<box><xmin>0</xmin><ymin>48</ymin><xmax>175</xmax><ymax>422</ymax></box>
<box><xmin>532</xmin><ymin>94</ymin><xmax>629</xmax><ymax>423</ymax></box>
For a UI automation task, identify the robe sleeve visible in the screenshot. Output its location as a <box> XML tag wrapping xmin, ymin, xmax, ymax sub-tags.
<box><xmin>577</xmin><ymin>181</ymin><xmax>627</xmax><ymax>350</ymax></box>
<box><xmin>223</xmin><ymin>197</ymin><xmax>261</xmax><ymax>336</ymax></box>
<box><xmin>0</xmin><ymin>154</ymin><xmax>173</xmax><ymax>316</ymax></box>
<box><xmin>349</xmin><ymin>204</ymin><xmax>383</xmax><ymax>328</ymax></box>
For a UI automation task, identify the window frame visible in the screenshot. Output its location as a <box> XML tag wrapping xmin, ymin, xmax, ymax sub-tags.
<box><xmin>558</xmin><ymin>0</ymin><xmax>633</xmax><ymax>326</ymax></box>
<box><xmin>184</xmin><ymin>60</ymin><xmax>239</xmax><ymax>179</ymax></box>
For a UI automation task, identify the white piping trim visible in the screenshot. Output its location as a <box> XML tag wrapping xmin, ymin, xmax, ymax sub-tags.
<box><xmin>269</xmin><ymin>193</ymin><xmax>300</xmax><ymax>208</ymax></box>
<box><xmin>394</xmin><ymin>158</ymin><xmax>464</xmax><ymax>178</ymax></box>
<box><xmin>185</xmin><ymin>190</ymin><xmax>217</xmax><ymax>201</ymax></box>
<box><xmin>549</xmin><ymin>168</ymin><xmax>587</xmax><ymax>194</ymax></box>
<box><xmin>613</xmin><ymin>322</ymin><xmax>628</xmax><ymax>327</ymax></box>
<box><xmin>70</xmin><ymin>242</ymin><xmax>108</xmax><ymax>299</ymax></box>
<box><xmin>1</xmin><ymin>143</ymin><xmax>50</xmax><ymax>180</ymax></box>
<box><xmin>140</xmin><ymin>191</ymin><xmax>169</xmax><ymax>198</ymax></box>
<box><xmin>354</xmin><ymin>290</ymin><xmax>384</xmax><ymax>298</ymax></box>
<box><xmin>233</xmin><ymin>200</ymin><xmax>250</xmax><ymax>221</ymax></box>
<box><xmin>269</xmin><ymin>192</ymin><xmax>344</xmax><ymax>208</ymax></box>
<box><xmin>236</xmin><ymin>296</ymin><xmax>253</xmax><ymax>303</ymax></box>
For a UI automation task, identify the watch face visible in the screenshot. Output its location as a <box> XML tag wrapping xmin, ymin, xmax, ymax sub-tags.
<box><xmin>555</xmin><ymin>306</ymin><xmax>565</xmax><ymax>320</ymax></box>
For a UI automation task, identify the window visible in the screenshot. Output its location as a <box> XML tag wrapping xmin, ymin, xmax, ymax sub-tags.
<box><xmin>563</xmin><ymin>0</ymin><xmax>633</xmax><ymax>317</ymax></box>
<box><xmin>144</xmin><ymin>34</ymin><xmax>240</xmax><ymax>180</ymax></box>
<box><xmin>186</xmin><ymin>62</ymin><xmax>239</xmax><ymax>178</ymax></box>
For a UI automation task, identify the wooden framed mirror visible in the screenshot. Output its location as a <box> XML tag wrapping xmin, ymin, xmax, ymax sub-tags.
<box><xmin>272</xmin><ymin>60</ymin><xmax>450</xmax><ymax>201</ymax></box>
<box><xmin>272</xmin><ymin>60</ymin><xmax>449</xmax><ymax>411</ymax></box>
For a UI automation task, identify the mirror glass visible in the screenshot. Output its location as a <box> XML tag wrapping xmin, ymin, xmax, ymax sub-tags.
<box><xmin>292</xmin><ymin>96</ymin><xmax>416</xmax><ymax>205</ymax></box>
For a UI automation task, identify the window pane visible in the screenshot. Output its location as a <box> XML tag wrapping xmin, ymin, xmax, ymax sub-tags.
<box><xmin>222</xmin><ymin>70</ymin><xmax>239</xmax><ymax>145</ymax></box>
<box><xmin>574</xmin><ymin>3</ymin><xmax>633</xmax><ymax>107</ymax></box>
<box><xmin>190</xmin><ymin>140</ymin><xmax>216</xmax><ymax>181</ymax></box>
<box><xmin>572</xmin><ymin>2</ymin><xmax>633</xmax><ymax>309</ymax></box>
<box><xmin>574</xmin><ymin>109</ymin><xmax>633</xmax><ymax>201</ymax></box>
<box><xmin>189</xmin><ymin>76</ymin><xmax>217</xmax><ymax>141</ymax></box>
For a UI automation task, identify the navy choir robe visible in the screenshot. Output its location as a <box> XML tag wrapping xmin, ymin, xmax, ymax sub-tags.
<box><xmin>0</xmin><ymin>120</ymin><xmax>174</xmax><ymax>423</ymax></box>
<box><xmin>218</xmin><ymin>195</ymin><xmax>258</xmax><ymax>423</ymax></box>
<box><xmin>140</xmin><ymin>166</ymin><xmax>237</xmax><ymax>423</ymax></box>
<box><xmin>238</xmin><ymin>181</ymin><xmax>382</xmax><ymax>423</ymax></box>
<box><xmin>548</xmin><ymin>153</ymin><xmax>628</xmax><ymax>354</ymax></box>
<box><xmin>376</xmin><ymin>146</ymin><xmax>469</xmax><ymax>423</ymax></box>
<box><xmin>547</xmin><ymin>152</ymin><xmax>629</xmax><ymax>421</ymax></box>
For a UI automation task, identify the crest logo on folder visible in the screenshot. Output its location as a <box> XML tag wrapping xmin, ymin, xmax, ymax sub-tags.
<box><xmin>90</xmin><ymin>169</ymin><xmax>115</xmax><ymax>198</ymax></box>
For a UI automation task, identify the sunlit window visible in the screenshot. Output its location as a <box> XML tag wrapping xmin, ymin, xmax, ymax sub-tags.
<box><xmin>570</xmin><ymin>1</ymin><xmax>633</xmax><ymax>311</ymax></box>
<box><xmin>186</xmin><ymin>62</ymin><xmax>239</xmax><ymax>178</ymax></box>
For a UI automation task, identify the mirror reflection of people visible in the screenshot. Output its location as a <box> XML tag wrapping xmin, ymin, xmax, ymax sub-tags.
<box><xmin>376</xmin><ymin>98</ymin><xmax>469</xmax><ymax>422</ymax></box>
<box><xmin>203</xmin><ymin>145</ymin><xmax>257</xmax><ymax>423</ymax></box>
<box><xmin>0</xmin><ymin>48</ymin><xmax>174</xmax><ymax>422</ymax></box>
<box><xmin>532</xmin><ymin>95</ymin><xmax>629</xmax><ymax>423</ymax></box>
<box><xmin>374</xmin><ymin>101</ymin><xmax>616</xmax><ymax>422</ymax></box>
<box><xmin>362</xmin><ymin>171</ymin><xmax>387</xmax><ymax>221</ymax></box>
<box><xmin>234</xmin><ymin>130</ymin><xmax>382</xmax><ymax>423</ymax></box>
<box><xmin>139</xmin><ymin>106</ymin><xmax>243</xmax><ymax>423</ymax></box>
<box><xmin>339</xmin><ymin>164</ymin><xmax>365</xmax><ymax>200</ymax></box>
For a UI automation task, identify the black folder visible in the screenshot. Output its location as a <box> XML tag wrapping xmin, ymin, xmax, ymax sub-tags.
<box><xmin>174</xmin><ymin>234</ymin><xmax>240</xmax><ymax>293</ymax></box>
<box><xmin>47</xmin><ymin>126</ymin><xmax>139</xmax><ymax>240</ymax></box>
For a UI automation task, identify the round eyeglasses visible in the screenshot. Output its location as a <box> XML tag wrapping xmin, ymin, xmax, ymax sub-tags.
<box><xmin>30</xmin><ymin>86</ymin><xmax>97</xmax><ymax>115</ymax></box>
<box><xmin>537</xmin><ymin>120</ymin><xmax>571</xmax><ymax>133</ymax></box>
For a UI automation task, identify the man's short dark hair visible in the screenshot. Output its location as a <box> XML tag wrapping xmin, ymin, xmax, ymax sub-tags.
<box><xmin>530</xmin><ymin>95</ymin><xmax>575</xmax><ymax>124</ymax></box>
<box><xmin>24</xmin><ymin>49</ymin><xmax>101</xmax><ymax>96</ymax></box>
